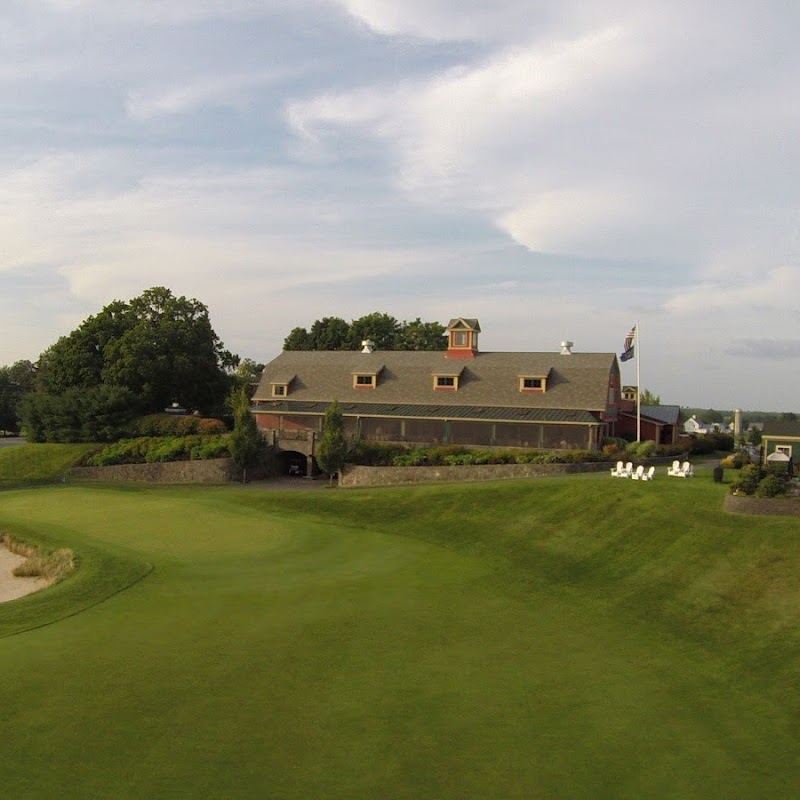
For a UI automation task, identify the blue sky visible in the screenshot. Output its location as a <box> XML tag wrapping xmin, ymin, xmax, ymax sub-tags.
<box><xmin>2</xmin><ymin>0</ymin><xmax>800</xmax><ymax>411</ymax></box>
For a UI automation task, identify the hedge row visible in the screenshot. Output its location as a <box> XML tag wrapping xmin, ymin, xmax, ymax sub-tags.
<box><xmin>132</xmin><ymin>414</ymin><xmax>227</xmax><ymax>437</ymax></box>
<box><xmin>86</xmin><ymin>435</ymin><xmax>230</xmax><ymax>466</ymax></box>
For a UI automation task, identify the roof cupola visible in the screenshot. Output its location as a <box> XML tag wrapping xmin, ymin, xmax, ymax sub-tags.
<box><xmin>446</xmin><ymin>318</ymin><xmax>480</xmax><ymax>359</ymax></box>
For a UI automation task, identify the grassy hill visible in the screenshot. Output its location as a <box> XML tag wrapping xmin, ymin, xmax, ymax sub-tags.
<box><xmin>0</xmin><ymin>442</ymin><xmax>97</xmax><ymax>487</ymax></box>
<box><xmin>1</xmin><ymin>472</ymin><xmax>799</xmax><ymax>797</ymax></box>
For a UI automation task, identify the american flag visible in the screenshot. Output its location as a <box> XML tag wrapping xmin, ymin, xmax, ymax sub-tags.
<box><xmin>620</xmin><ymin>325</ymin><xmax>636</xmax><ymax>362</ymax></box>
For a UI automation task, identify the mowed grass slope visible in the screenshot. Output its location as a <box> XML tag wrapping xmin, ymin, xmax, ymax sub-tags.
<box><xmin>0</xmin><ymin>442</ymin><xmax>97</xmax><ymax>487</ymax></box>
<box><xmin>1</xmin><ymin>474</ymin><xmax>800</xmax><ymax>798</ymax></box>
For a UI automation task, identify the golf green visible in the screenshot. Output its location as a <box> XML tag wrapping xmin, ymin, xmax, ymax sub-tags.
<box><xmin>1</xmin><ymin>480</ymin><xmax>799</xmax><ymax>798</ymax></box>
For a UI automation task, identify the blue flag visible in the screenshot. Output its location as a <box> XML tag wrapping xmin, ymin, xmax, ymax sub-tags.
<box><xmin>620</xmin><ymin>325</ymin><xmax>636</xmax><ymax>362</ymax></box>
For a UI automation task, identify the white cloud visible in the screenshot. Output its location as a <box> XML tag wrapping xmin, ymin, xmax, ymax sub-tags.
<box><xmin>665</xmin><ymin>266</ymin><xmax>800</xmax><ymax>315</ymax></box>
<box><xmin>126</xmin><ymin>71</ymin><xmax>286</xmax><ymax>120</ymax></box>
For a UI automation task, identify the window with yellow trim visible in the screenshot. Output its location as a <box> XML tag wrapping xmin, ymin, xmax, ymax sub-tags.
<box><xmin>519</xmin><ymin>376</ymin><xmax>546</xmax><ymax>392</ymax></box>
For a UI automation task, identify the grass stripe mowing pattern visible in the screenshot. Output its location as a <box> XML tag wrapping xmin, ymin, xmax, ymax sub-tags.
<box><xmin>0</xmin><ymin>474</ymin><xmax>799</xmax><ymax>797</ymax></box>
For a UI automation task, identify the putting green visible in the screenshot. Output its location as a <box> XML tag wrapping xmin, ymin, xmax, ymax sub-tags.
<box><xmin>1</xmin><ymin>483</ymin><xmax>799</xmax><ymax>798</ymax></box>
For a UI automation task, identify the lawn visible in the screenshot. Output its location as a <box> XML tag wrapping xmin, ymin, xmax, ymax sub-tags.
<box><xmin>1</xmin><ymin>471</ymin><xmax>800</xmax><ymax>798</ymax></box>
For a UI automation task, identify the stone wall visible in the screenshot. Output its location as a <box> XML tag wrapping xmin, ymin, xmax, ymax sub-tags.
<box><xmin>340</xmin><ymin>460</ymin><xmax>609</xmax><ymax>487</ymax></box>
<box><xmin>723</xmin><ymin>494</ymin><xmax>800</xmax><ymax>518</ymax></box>
<box><xmin>70</xmin><ymin>458</ymin><xmax>241</xmax><ymax>484</ymax></box>
<box><xmin>339</xmin><ymin>456</ymin><xmax>682</xmax><ymax>488</ymax></box>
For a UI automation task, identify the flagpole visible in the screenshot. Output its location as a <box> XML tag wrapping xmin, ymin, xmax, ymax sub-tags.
<box><xmin>636</xmin><ymin>320</ymin><xmax>641</xmax><ymax>442</ymax></box>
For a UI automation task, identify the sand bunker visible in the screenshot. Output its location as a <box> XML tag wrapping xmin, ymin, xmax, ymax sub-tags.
<box><xmin>0</xmin><ymin>544</ymin><xmax>47</xmax><ymax>603</ymax></box>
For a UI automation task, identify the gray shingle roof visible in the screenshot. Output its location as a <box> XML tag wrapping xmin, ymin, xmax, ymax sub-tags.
<box><xmin>636</xmin><ymin>404</ymin><xmax>681</xmax><ymax>425</ymax></box>
<box><xmin>762</xmin><ymin>421</ymin><xmax>800</xmax><ymax>437</ymax></box>
<box><xmin>253</xmin><ymin>350</ymin><xmax>617</xmax><ymax>413</ymax></box>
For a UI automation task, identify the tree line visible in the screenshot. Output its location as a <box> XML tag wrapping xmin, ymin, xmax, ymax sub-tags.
<box><xmin>284</xmin><ymin>313</ymin><xmax>446</xmax><ymax>352</ymax></box>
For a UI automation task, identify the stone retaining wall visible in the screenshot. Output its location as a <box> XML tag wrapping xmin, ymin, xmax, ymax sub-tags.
<box><xmin>339</xmin><ymin>458</ymin><xmax>678</xmax><ymax>488</ymax></box>
<box><xmin>723</xmin><ymin>494</ymin><xmax>800</xmax><ymax>518</ymax></box>
<box><xmin>70</xmin><ymin>458</ymin><xmax>241</xmax><ymax>484</ymax></box>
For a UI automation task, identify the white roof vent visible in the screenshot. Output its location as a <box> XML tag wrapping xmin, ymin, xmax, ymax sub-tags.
<box><xmin>361</xmin><ymin>339</ymin><xmax>375</xmax><ymax>354</ymax></box>
<box><xmin>560</xmin><ymin>340</ymin><xmax>573</xmax><ymax>355</ymax></box>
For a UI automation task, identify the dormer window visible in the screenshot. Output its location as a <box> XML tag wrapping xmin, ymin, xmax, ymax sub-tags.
<box><xmin>270</xmin><ymin>375</ymin><xmax>295</xmax><ymax>397</ymax></box>
<box><xmin>433</xmin><ymin>369</ymin><xmax>462</xmax><ymax>391</ymax></box>
<box><xmin>352</xmin><ymin>364</ymin><xmax>383</xmax><ymax>389</ymax></box>
<box><xmin>519</xmin><ymin>374</ymin><xmax>548</xmax><ymax>393</ymax></box>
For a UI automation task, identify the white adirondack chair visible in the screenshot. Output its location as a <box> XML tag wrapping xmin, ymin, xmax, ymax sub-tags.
<box><xmin>680</xmin><ymin>461</ymin><xmax>694</xmax><ymax>477</ymax></box>
<box><xmin>640</xmin><ymin>466</ymin><xmax>655</xmax><ymax>481</ymax></box>
<box><xmin>631</xmin><ymin>465</ymin><xmax>645</xmax><ymax>480</ymax></box>
<box><xmin>667</xmin><ymin>460</ymin><xmax>682</xmax><ymax>476</ymax></box>
<box><xmin>610</xmin><ymin>460</ymin><xmax>626</xmax><ymax>477</ymax></box>
<box><xmin>623</xmin><ymin>462</ymin><xmax>634</xmax><ymax>478</ymax></box>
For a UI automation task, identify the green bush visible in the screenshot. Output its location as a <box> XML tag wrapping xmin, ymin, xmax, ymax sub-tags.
<box><xmin>690</xmin><ymin>432</ymin><xmax>735</xmax><ymax>455</ymax></box>
<box><xmin>132</xmin><ymin>414</ymin><xmax>226</xmax><ymax>437</ymax></box>
<box><xmin>624</xmin><ymin>440</ymin><xmax>658</xmax><ymax>460</ymax></box>
<box><xmin>755</xmin><ymin>474</ymin><xmax>788</xmax><ymax>498</ymax></box>
<box><xmin>88</xmin><ymin>435</ymin><xmax>231</xmax><ymax>466</ymax></box>
<box><xmin>348</xmin><ymin>440</ymin><xmax>410</xmax><ymax>466</ymax></box>
<box><xmin>190</xmin><ymin>437</ymin><xmax>230</xmax><ymax>460</ymax></box>
<box><xmin>730</xmin><ymin>464</ymin><xmax>765</xmax><ymax>496</ymax></box>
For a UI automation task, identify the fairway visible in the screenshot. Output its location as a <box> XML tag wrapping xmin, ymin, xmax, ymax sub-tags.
<box><xmin>2</xmin><ymin>477</ymin><xmax>800</xmax><ymax>798</ymax></box>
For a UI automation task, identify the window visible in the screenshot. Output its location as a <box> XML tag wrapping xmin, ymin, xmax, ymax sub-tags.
<box><xmin>519</xmin><ymin>375</ymin><xmax>547</xmax><ymax>392</ymax></box>
<box><xmin>433</xmin><ymin>373</ymin><xmax>460</xmax><ymax>390</ymax></box>
<box><xmin>776</xmin><ymin>445</ymin><xmax>793</xmax><ymax>457</ymax></box>
<box><xmin>354</xmin><ymin>374</ymin><xmax>376</xmax><ymax>388</ymax></box>
<box><xmin>271</xmin><ymin>384</ymin><xmax>287</xmax><ymax>397</ymax></box>
<box><xmin>453</xmin><ymin>331</ymin><xmax>467</xmax><ymax>346</ymax></box>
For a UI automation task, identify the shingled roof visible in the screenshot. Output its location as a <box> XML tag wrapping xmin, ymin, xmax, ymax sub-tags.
<box><xmin>253</xmin><ymin>350</ymin><xmax>617</xmax><ymax>414</ymax></box>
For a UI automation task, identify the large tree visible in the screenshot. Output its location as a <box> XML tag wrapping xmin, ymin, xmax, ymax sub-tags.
<box><xmin>37</xmin><ymin>287</ymin><xmax>237</xmax><ymax>413</ymax></box>
<box><xmin>0</xmin><ymin>360</ymin><xmax>37</xmax><ymax>434</ymax></box>
<box><xmin>395</xmin><ymin>318</ymin><xmax>447</xmax><ymax>351</ymax></box>
<box><xmin>347</xmin><ymin>313</ymin><xmax>401</xmax><ymax>351</ymax></box>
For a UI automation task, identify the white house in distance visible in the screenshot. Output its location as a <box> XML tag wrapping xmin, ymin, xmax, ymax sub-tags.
<box><xmin>684</xmin><ymin>415</ymin><xmax>715</xmax><ymax>435</ymax></box>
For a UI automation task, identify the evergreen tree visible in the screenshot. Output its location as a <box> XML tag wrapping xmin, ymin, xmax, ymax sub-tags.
<box><xmin>228</xmin><ymin>387</ymin><xmax>263</xmax><ymax>483</ymax></box>
<box><xmin>317</xmin><ymin>401</ymin><xmax>347</xmax><ymax>485</ymax></box>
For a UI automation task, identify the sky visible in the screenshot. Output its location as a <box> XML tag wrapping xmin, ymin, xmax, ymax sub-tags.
<box><xmin>2</xmin><ymin>1</ymin><xmax>800</xmax><ymax>411</ymax></box>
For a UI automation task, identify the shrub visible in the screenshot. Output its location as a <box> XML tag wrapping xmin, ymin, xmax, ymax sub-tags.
<box><xmin>88</xmin><ymin>435</ymin><xmax>232</xmax><ymax>466</ymax></box>
<box><xmin>720</xmin><ymin>450</ymin><xmax>750</xmax><ymax>469</ymax></box>
<box><xmin>755</xmin><ymin>474</ymin><xmax>788</xmax><ymax>498</ymax></box>
<box><xmin>190</xmin><ymin>437</ymin><xmax>230</xmax><ymax>460</ymax></box>
<box><xmin>624</xmin><ymin>440</ymin><xmax>657</xmax><ymax>460</ymax></box>
<box><xmin>132</xmin><ymin>414</ymin><xmax>226</xmax><ymax>438</ymax></box>
<box><xmin>348</xmin><ymin>440</ymin><xmax>409</xmax><ymax>466</ymax></box>
<box><xmin>730</xmin><ymin>464</ymin><xmax>765</xmax><ymax>495</ymax></box>
<box><xmin>197</xmin><ymin>418</ymin><xmax>227</xmax><ymax>435</ymax></box>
